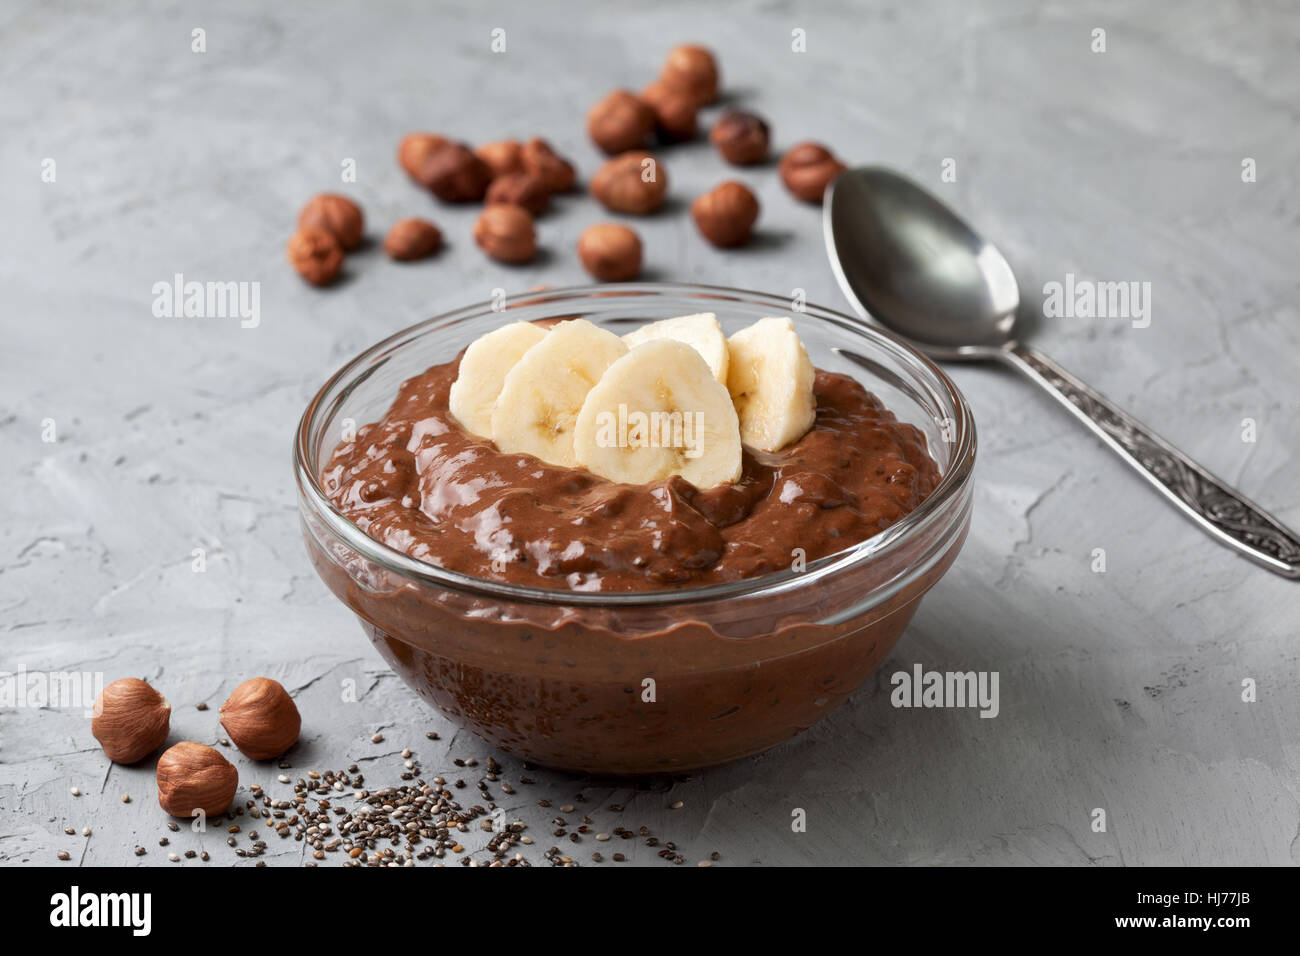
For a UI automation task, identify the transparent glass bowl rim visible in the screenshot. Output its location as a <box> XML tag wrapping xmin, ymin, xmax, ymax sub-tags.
<box><xmin>294</xmin><ymin>281</ymin><xmax>976</xmax><ymax>609</ymax></box>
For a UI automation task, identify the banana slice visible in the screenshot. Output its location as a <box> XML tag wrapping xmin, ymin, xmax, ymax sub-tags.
<box><xmin>574</xmin><ymin>339</ymin><xmax>742</xmax><ymax>488</ymax></box>
<box><xmin>491</xmin><ymin>318</ymin><xmax>628</xmax><ymax>467</ymax></box>
<box><xmin>447</xmin><ymin>321</ymin><xmax>549</xmax><ymax>438</ymax></box>
<box><xmin>621</xmin><ymin>312</ymin><xmax>729</xmax><ymax>384</ymax></box>
<box><xmin>725</xmin><ymin>316</ymin><xmax>816</xmax><ymax>452</ymax></box>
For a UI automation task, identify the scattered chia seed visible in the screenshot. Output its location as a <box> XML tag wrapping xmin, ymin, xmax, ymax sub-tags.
<box><xmin>57</xmin><ymin>851</ymin><xmax>70</xmax><ymax>861</ymax></box>
<box><xmin>100</xmin><ymin>733</ymin><xmax>705</xmax><ymax>868</ymax></box>
<box><xmin>196</xmin><ymin>702</ymin><xmax>208</xmax><ymax>711</ymax></box>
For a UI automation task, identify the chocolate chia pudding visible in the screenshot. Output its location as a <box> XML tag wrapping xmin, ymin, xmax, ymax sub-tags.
<box><xmin>299</xmin><ymin>299</ymin><xmax>974</xmax><ymax>774</ymax></box>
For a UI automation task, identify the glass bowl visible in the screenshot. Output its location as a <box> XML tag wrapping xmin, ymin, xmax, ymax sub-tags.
<box><xmin>295</xmin><ymin>283</ymin><xmax>976</xmax><ymax>774</ymax></box>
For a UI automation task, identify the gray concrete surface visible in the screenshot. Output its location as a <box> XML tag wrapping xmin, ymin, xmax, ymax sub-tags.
<box><xmin>2</xmin><ymin>0</ymin><xmax>1298</xmax><ymax>867</ymax></box>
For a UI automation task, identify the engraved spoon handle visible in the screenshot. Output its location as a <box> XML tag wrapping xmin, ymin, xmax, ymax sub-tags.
<box><xmin>999</xmin><ymin>344</ymin><xmax>1300</xmax><ymax>579</ymax></box>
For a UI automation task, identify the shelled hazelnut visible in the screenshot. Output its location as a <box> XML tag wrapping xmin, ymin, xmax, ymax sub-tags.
<box><xmin>286</xmin><ymin>227</ymin><xmax>344</xmax><ymax>286</ymax></box>
<box><xmin>91</xmin><ymin>678</ymin><xmax>171</xmax><ymax>764</ymax></box>
<box><xmin>691</xmin><ymin>181</ymin><xmax>760</xmax><ymax>247</ymax></box>
<box><xmin>659</xmin><ymin>44</ymin><xmax>719</xmax><ymax>104</ymax></box>
<box><xmin>476</xmin><ymin>139</ymin><xmax>525</xmax><ymax>178</ymax></box>
<box><xmin>421</xmin><ymin>142</ymin><xmax>493</xmax><ymax>202</ymax></box>
<box><xmin>485</xmin><ymin>172</ymin><xmax>551</xmax><ymax>215</ymax></box>
<box><xmin>578</xmin><ymin>223</ymin><xmax>643</xmax><ymax>281</ymax></box>
<box><xmin>587</xmin><ymin>89</ymin><xmax>655</xmax><ymax>154</ymax></box>
<box><xmin>298</xmin><ymin>193</ymin><xmax>364</xmax><ymax>250</ymax></box>
<box><xmin>398</xmin><ymin>133</ymin><xmax>449</xmax><ymax>186</ymax></box>
<box><xmin>156</xmin><ymin>742</ymin><xmax>238</xmax><ymax>819</ymax></box>
<box><xmin>383</xmin><ymin>218</ymin><xmax>442</xmax><ymax>261</ymax></box>
<box><xmin>778</xmin><ymin>142</ymin><xmax>847</xmax><ymax>203</ymax></box>
<box><xmin>474</xmin><ymin>205</ymin><xmax>537</xmax><ymax>263</ymax></box>
<box><xmin>219</xmin><ymin>677</ymin><xmax>301</xmax><ymax>760</ymax></box>
<box><xmin>640</xmin><ymin>80</ymin><xmax>698</xmax><ymax>142</ymax></box>
<box><xmin>710</xmin><ymin>111</ymin><xmax>769</xmax><ymax>166</ymax></box>
<box><xmin>521</xmin><ymin>138</ymin><xmax>577</xmax><ymax>193</ymax></box>
<box><xmin>590</xmin><ymin>151</ymin><xmax>668</xmax><ymax>215</ymax></box>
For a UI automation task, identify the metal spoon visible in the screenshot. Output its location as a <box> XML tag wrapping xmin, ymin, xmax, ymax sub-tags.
<box><xmin>824</xmin><ymin>166</ymin><xmax>1300</xmax><ymax>579</ymax></box>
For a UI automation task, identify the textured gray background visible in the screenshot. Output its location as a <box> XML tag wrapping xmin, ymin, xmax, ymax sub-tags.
<box><xmin>2</xmin><ymin>0</ymin><xmax>1298</xmax><ymax>867</ymax></box>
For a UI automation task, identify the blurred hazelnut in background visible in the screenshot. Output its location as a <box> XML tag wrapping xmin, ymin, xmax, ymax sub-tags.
<box><xmin>588</xmin><ymin>89</ymin><xmax>656</xmax><ymax>154</ymax></box>
<box><xmin>779</xmin><ymin>142</ymin><xmax>847</xmax><ymax>203</ymax></box>
<box><xmin>659</xmin><ymin>44</ymin><xmax>719</xmax><ymax>104</ymax></box>
<box><xmin>591</xmin><ymin>151</ymin><xmax>668</xmax><ymax>215</ymax></box>
<box><xmin>710</xmin><ymin>111</ymin><xmax>770</xmax><ymax>166</ymax></box>
<box><xmin>578</xmin><ymin>223</ymin><xmax>643</xmax><ymax>281</ymax></box>
<box><xmin>692</xmin><ymin>181</ymin><xmax>760</xmax><ymax>247</ymax></box>
<box><xmin>383</xmin><ymin>218</ymin><xmax>443</xmax><ymax>261</ymax></box>
<box><xmin>474</xmin><ymin>204</ymin><xmax>537</xmax><ymax>263</ymax></box>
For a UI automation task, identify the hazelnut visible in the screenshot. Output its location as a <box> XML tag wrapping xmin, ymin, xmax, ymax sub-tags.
<box><xmin>590</xmin><ymin>151</ymin><xmax>668</xmax><ymax>215</ymax></box>
<box><xmin>710</xmin><ymin>111</ymin><xmax>769</xmax><ymax>166</ymax></box>
<box><xmin>383</xmin><ymin>218</ymin><xmax>442</xmax><ymax>261</ymax></box>
<box><xmin>578</xmin><ymin>223</ymin><xmax>642</xmax><ymax>281</ymax></box>
<box><xmin>691</xmin><ymin>181</ymin><xmax>760</xmax><ymax>247</ymax></box>
<box><xmin>475</xmin><ymin>139</ymin><xmax>525</xmax><ymax>178</ymax></box>
<box><xmin>485</xmin><ymin>172</ymin><xmax>550</xmax><ymax>215</ymax></box>
<box><xmin>398</xmin><ymin>133</ymin><xmax>448</xmax><ymax>186</ymax></box>
<box><xmin>640</xmin><ymin>81</ymin><xmax>698</xmax><ymax>142</ymax></box>
<box><xmin>156</xmin><ymin>742</ymin><xmax>238</xmax><ymax>819</ymax></box>
<box><xmin>91</xmin><ymin>678</ymin><xmax>170</xmax><ymax>764</ymax></box>
<box><xmin>298</xmin><ymin>193</ymin><xmax>364</xmax><ymax>250</ymax></box>
<box><xmin>521</xmin><ymin>139</ymin><xmax>577</xmax><ymax>193</ymax></box>
<box><xmin>219</xmin><ymin>677</ymin><xmax>301</xmax><ymax>760</ymax></box>
<box><xmin>421</xmin><ymin>142</ymin><xmax>493</xmax><ymax>202</ymax></box>
<box><xmin>286</xmin><ymin>227</ymin><xmax>344</xmax><ymax>286</ymax></box>
<box><xmin>779</xmin><ymin>142</ymin><xmax>847</xmax><ymax>203</ymax></box>
<box><xmin>660</xmin><ymin>44</ymin><xmax>719</xmax><ymax>104</ymax></box>
<box><xmin>587</xmin><ymin>89</ymin><xmax>655</xmax><ymax>155</ymax></box>
<box><xmin>473</xmin><ymin>205</ymin><xmax>536</xmax><ymax>263</ymax></box>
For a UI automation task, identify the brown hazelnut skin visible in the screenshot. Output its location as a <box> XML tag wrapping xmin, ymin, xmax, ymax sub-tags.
<box><xmin>710</xmin><ymin>111</ymin><xmax>769</xmax><ymax>166</ymax></box>
<box><xmin>779</xmin><ymin>142</ymin><xmax>847</xmax><ymax>203</ymax></box>
<box><xmin>298</xmin><ymin>193</ymin><xmax>364</xmax><ymax>250</ymax></box>
<box><xmin>474</xmin><ymin>205</ymin><xmax>537</xmax><ymax>263</ymax></box>
<box><xmin>640</xmin><ymin>81</ymin><xmax>698</xmax><ymax>142</ymax></box>
<box><xmin>91</xmin><ymin>678</ymin><xmax>170</xmax><ymax>764</ymax></box>
<box><xmin>383</xmin><ymin>218</ymin><xmax>442</xmax><ymax>261</ymax></box>
<box><xmin>590</xmin><ymin>151</ymin><xmax>668</xmax><ymax>215</ymax></box>
<box><xmin>660</xmin><ymin>44</ymin><xmax>719</xmax><ymax>104</ymax></box>
<box><xmin>587</xmin><ymin>89</ymin><xmax>655</xmax><ymax>155</ymax></box>
<box><xmin>578</xmin><ymin>223</ymin><xmax>643</xmax><ymax>281</ymax></box>
<box><xmin>287</xmin><ymin>227</ymin><xmax>344</xmax><ymax>286</ymax></box>
<box><xmin>219</xmin><ymin>677</ymin><xmax>301</xmax><ymax>760</ymax></box>
<box><xmin>521</xmin><ymin>139</ymin><xmax>577</xmax><ymax>193</ymax></box>
<box><xmin>475</xmin><ymin>139</ymin><xmax>524</xmax><ymax>178</ymax></box>
<box><xmin>691</xmin><ymin>181</ymin><xmax>760</xmax><ymax>248</ymax></box>
<box><xmin>398</xmin><ymin>133</ymin><xmax>448</xmax><ymax>186</ymax></box>
<box><xmin>156</xmin><ymin>742</ymin><xmax>238</xmax><ymax>819</ymax></box>
<box><xmin>421</xmin><ymin>142</ymin><xmax>493</xmax><ymax>202</ymax></box>
<box><xmin>485</xmin><ymin>172</ymin><xmax>551</xmax><ymax>215</ymax></box>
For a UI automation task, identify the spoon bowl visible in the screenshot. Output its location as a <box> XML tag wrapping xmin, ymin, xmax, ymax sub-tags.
<box><xmin>826</xmin><ymin>167</ymin><xmax>1020</xmax><ymax>358</ymax></box>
